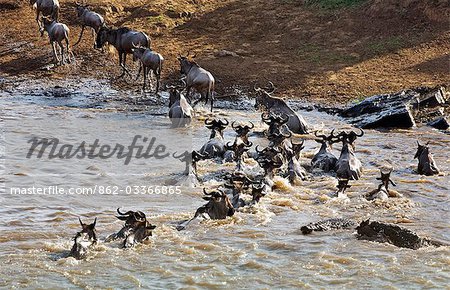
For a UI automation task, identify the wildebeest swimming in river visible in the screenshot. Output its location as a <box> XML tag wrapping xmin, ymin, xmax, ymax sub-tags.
<box><xmin>334</xmin><ymin>129</ymin><xmax>364</xmax><ymax>180</ymax></box>
<box><xmin>366</xmin><ymin>169</ymin><xmax>401</xmax><ymax>201</ymax></box>
<box><xmin>199</xmin><ymin>118</ymin><xmax>228</xmax><ymax>159</ymax></box>
<box><xmin>69</xmin><ymin>217</ymin><xmax>97</xmax><ymax>260</ymax></box>
<box><xmin>105</xmin><ymin>208</ymin><xmax>156</xmax><ymax>248</ymax></box>
<box><xmin>254</xmin><ymin>82</ymin><xmax>309</xmax><ymax>134</ymax></box>
<box><xmin>414</xmin><ymin>141</ymin><xmax>440</xmax><ymax>176</ymax></box>
<box><xmin>96</xmin><ymin>26</ymin><xmax>150</xmax><ymax>79</ymax></box>
<box><xmin>167</xmin><ymin>81</ymin><xmax>193</xmax><ymax>128</ymax></box>
<box><xmin>311</xmin><ymin>130</ymin><xmax>339</xmax><ymax>172</ymax></box>
<box><xmin>176</xmin><ymin>188</ymin><xmax>235</xmax><ymax>231</ymax></box>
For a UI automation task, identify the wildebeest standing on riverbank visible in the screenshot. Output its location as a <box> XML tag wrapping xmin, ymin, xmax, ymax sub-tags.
<box><xmin>73</xmin><ymin>3</ymin><xmax>105</xmax><ymax>48</ymax></box>
<box><xmin>177</xmin><ymin>52</ymin><xmax>215</xmax><ymax>112</ymax></box>
<box><xmin>96</xmin><ymin>26</ymin><xmax>150</xmax><ymax>78</ymax></box>
<box><xmin>41</xmin><ymin>18</ymin><xmax>71</xmax><ymax>65</ymax></box>
<box><xmin>132</xmin><ymin>45</ymin><xmax>164</xmax><ymax>93</ymax></box>
<box><xmin>30</xmin><ymin>0</ymin><xmax>59</xmax><ymax>32</ymax></box>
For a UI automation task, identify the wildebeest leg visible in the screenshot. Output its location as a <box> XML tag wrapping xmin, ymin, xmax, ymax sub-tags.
<box><xmin>142</xmin><ymin>66</ymin><xmax>147</xmax><ymax>92</ymax></box>
<box><xmin>135</xmin><ymin>63</ymin><xmax>142</xmax><ymax>81</ymax></box>
<box><xmin>155</xmin><ymin>69</ymin><xmax>160</xmax><ymax>93</ymax></box>
<box><xmin>73</xmin><ymin>26</ymin><xmax>85</xmax><ymax>47</ymax></box>
<box><xmin>51</xmin><ymin>42</ymin><xmax>59</xmax><ymax>64</ymax></box>
<box><xmin>116</xmin><ymin>53</ymin><xmax>126</xmax><ymax>79</ymax></box>
<box><xmin>120</xmin><ymin>54</ymin><xmax>132</xmax><ymax>78</ymax></box>
<box><xmin>58</xmin><ymin>41</ymin><xmax>64</xmax><ymax>65</ymax></box>
<box><xmin>176</xmin><ymin>207</ymin><xmax>205</xmax><ymax>231</ymax></box>
<box><xmin>185</xmin><ymin>86</ymin><xmax>192</xmax><ymax>103</ymax></box>
<box><xmin>65</xmin><ymin>36</ymin><xmax>71</xmax><ymax>63</ymax></box>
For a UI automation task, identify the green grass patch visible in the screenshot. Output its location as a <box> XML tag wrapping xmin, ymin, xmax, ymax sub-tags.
<box><xmin>366</xmin><ymin>36</ymin><xmax>406</xmax><ymax>55</ymax></box>
<box><xmin>304</xmin><ymin>0</ymin><xmax>366</xmax><ymax>9</ymax></box>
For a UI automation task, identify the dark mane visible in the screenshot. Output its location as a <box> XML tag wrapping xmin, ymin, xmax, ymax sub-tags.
<box><xmin>116</xmin><ymin>27</ymin><xmax>132</xmax><ymax>34</ymax></box>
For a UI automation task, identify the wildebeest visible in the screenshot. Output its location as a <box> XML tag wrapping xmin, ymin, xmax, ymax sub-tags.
<box><xmin>173</xmin><ymin>150</ymin><xmax>206</xmax><ymax>183</ymax></box>
<box><xmin>30</xmin><ymin>0</ymin><xmax>59</xmax><ymax>32</ymax></box>
<box><xmin>311</xmin><ymin>130</ymin><xmax>339</xmax><ymax>172</ymax></box>
<box><xmin>199</xmin><ymin>118</ymin><xmax>228</xmax><ymax>158</ymax></box>
<box><xmin>96</xmin><ymin>26</ymin><xmax>150</xmax><ymax>78</ymax></box>
<box><xmin>132</xmin><ymin>45</ymin><xmax>164</xmax><ymax>93</ymax></box>
<box><xmin>105</xmin><ymin>208</ymin><xmax>156</xmax><ymax>248</ymax></box>
<box><xmin>254</xmin><ymin>82</ymin><xmax>308</xmax><ymax>134</ymax></box>
<box><xmin>287</xmin><ymin>140</ymin><xmax>307</xmax><ymax>184</ymax></box>
<box><xmin>69</xmin><ymin>217</ymin><xmax>97</xmax><ymax>260</ymax></box>
<box><xmin>73</xmin><ymin>3</ymin><xmax>105</xmax><ymax>48</ymax></box>
<box><xmin>356</xmin><ymin>219</ymin><xmax>447</xmax><ymax>249</ymax></box>
<box><xmin>300</xmin><ymin>218</ymin><xmax>356</xmax><ymax>235</ymax></box>
<box><xmin>176</xmin><ymin>188</ymin><xmax>235</xmax><ymax>231</ymax></box>
<box><xmin>261</xmin><ymin>112</ymin><xmax>290</xmax><ymax>136</ymax></box>
<box><xmin>41</xmin><ymin>18</ymin><xmax>71</xmax><ymax>65</ymax></box>
<box><xmin>177</xmin><ymin>52</ymin><xmax>215</xmax><ymax>111</ymax></box>
<box><xmin>167</xmin><ymin>82</ymin><xmax>193</xmax><ymax>128</ymax></box>
<box><xmin>334</xmin><ymin>129</ymin><xmax>364</xmax><ymax>180</ymax></box>
<box><xmin>231</xmin><ymin>121</ymin><xmax>254</xmax><ymax>144</ymax></box>
<box><xmin>257</xmin><ymin>156</ymin><xmax>283</xmax><ymax>191</ymax></box>
<box><xmin>414</xmin><ymin>141</ymin><xmax>440</xmax><ymax>176</ymax></box>
<box><xmin>223</xmin><ymin>139</ymin><xmax>253</xmax><ymax>170</ymax></box>
<box><xmin>366</xmin><ymin>169</ymin><xmax>400</xmax><ymax>200</ymax></box>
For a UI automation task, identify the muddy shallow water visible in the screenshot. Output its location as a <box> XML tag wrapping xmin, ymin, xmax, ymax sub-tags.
<box><xmin>0</xmin><ymin>78</ymin><xmax>449</xmax><ymax>289</ymax></box>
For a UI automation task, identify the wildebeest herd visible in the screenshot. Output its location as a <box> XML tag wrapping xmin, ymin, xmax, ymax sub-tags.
<box><xmin>28</xmin><ymin>1</ymin><xmax>445</xmax><ymax>259</ymax></box>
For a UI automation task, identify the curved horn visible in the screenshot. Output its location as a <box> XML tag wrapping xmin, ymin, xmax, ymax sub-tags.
<box><xmin>266</xmin><ymin>81</ymin><xmax>275</xmax><ymax>94</ymax></box>
<box><xmin>245</xmin><ymin>141</ymin><xmax>253</xmax><ymax>147</ymax></box>
<box><xmin>253</xmin><ymin>83</ymin><xmax>261</xmax><ymax>92</ymax></box>
<box><xmin>92</xmin><ymin>217</ymin><xmax>97</xmax><ymax>227</ymax></box>
<box><xmin>248</xmin><ymin>121</ymin><xmax>255</xmax><ymax>129</ymax></box>
<box><xmin>255</xmin><ymin>145</ymin><xmax>264</xmax><ymax>153</ymax></box>
<box><xmin>314</xmin><ymin>130</ymin><xmax>327</xmax><ymax>139</ymax></box>
<box><xmin>204</xmin><ymin>118</ymin><xmax>214</xmax><ymax>125</ymax></box>
<box><xmin>231</xmin><ymin>121</ymin><xmax>239</xmax><ymax>130</ymax></box>
<box><xmin>117</xmin><ymin>208</ymin><xmax>134</xmax><ymax>216</ymax></box>
<box><xmin>134</xmin><ymin>211</ymin><xmax>146</xmax><ymax>222</ymax></box>
<box><xmin>79</xmin><ymin>217</ymin><xmax>84</xmax><ymax>227</ymax></box>
<box><xmin>355</xmin><ymin>128</ymin><xmax>364</xmax><ymax>137</ymax></box>
<box><xmin>220</xmin><ymin>119</ymin><xmax>229</xmax><ymax>126</ymax></box>
<box><xmin>203</xmin><ymin>188</ymin><xmax>212</xmax><ymax>195</ymax></box>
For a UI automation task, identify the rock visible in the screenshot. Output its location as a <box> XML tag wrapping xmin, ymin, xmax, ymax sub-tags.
<box><xmin>341</xmin><ymin>90</ymin><xmax>417</xmax><ymax>128</ymax></box>
<box><xmin>428</xmin><ymin>116</ymin><xmax>449</xmax><ymax>130</ymax></box>
<box><xmin>215</xmin><ymin>50</ymin><xmax>239</xmax><ymax>58</ymax></box>
<box><xmin>341</xmin><ymin>87</ymin><xmax>448</xmax><ymax>129</ymax></box>
<box><xmin>413</xmin><ymin>87</ymin><xmax>446</xmax><ymax>109</ymax></box>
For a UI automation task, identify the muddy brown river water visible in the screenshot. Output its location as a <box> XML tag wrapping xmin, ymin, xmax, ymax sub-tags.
<box><xmin>0</xmin><ymin>78</ymin><xmax>449</xmax><ymax>289</ymax></box>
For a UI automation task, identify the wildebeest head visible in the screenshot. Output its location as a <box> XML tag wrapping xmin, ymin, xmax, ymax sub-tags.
<box><xmin>131</xmin><ymin>44</ymin><xmax>147</xmax><ymax>62</ymax></box>
<box><xmin>205</xmin><ymin>118</ymin><xmax>228</xmax><ymax>138</ymax></box>
<box><xmin>262</xmin><ymin>112</ymin><xmax>289</xmax><ymax>136</ymax></box>
<box><xmin>70</xmin><ymin>217</ymin><xmax>97</xmax><ymax>260</ymax></box>
<box><xmin>75</xmin><ymin>3</ymin><xmax>89</xmax><ymax>17</ymax></box>
<box><xmin>167</xmin><ymin>79</ymin><xmax>186</xmax><ymax>107</ymax></box>
<box><xmin>254</xmin><ymin>82</ymin><xmax>276</xmax><ymax>110</ymax></box>
<box><xmin>334</xmin><ymin>128</ymin><xmax>364</xmax><ymax>149</ymax></box>
<box><xmin>414</xmin><ymin>141</ymin><xmax>429</xmax><ymax>159</ymax></box>
<box><xmin>116</xmin><ymin>208</ymin><xmax>147</xmax><ymax>228</ymax></box>
<box><xmin>95</xmin><ymin>26</ymin><xmax>110</xmax><ymax>48</ymax></box>
<box><xmin>177</xmin><ymin>52</ymin><xmax>197</xmax><ymax>75</ymax></box>
<box><xmin>291</xmin><ymin>139</ymin><xmax>305</xmax><ymax>160</ymax></box>
<box><xmin>251</xmin><ymin>181</ymin><xmax>266</xmax><ymax>203</ymax></box>
<box><xmin>202</xmin><ymin>188</ymin><xmax>235</xmax><ymax>219</ymax></box>
<box><xmin>231</xmin><ymin>121</ymin><xmax>254</xmax><ymax>138</ymax></box>
<box><xmin>376</xmin><ymin>169</ymin><xmax>396</xmax><ymax>190</ymax></box>
<box><xmin>314</xmin><ymin>129</ymin><xmax>340</xmax><ymax>148</ymax></box>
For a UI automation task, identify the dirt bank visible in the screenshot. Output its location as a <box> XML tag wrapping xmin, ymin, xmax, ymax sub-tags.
<box><xmin>1</xmin><ymin>0</ymin><xmax>449</xmax><ymax>105</ymax></box>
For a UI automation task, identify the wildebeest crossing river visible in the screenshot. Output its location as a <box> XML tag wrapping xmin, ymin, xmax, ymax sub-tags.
<box><xmin>0</xmin><ymin>78</ymin><xmax>449</xmax><ymax>288</ymax></box>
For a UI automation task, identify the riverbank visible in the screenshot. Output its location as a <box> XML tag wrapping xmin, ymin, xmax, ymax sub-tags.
<box><xmin>1</xmin><ymin>0</ymin><xmax>449</xmax><ymax>105</ymax></box>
